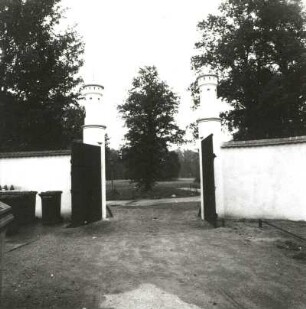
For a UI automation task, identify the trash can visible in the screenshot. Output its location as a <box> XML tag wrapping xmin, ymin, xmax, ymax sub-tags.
<box><xmin>0</xmin><ymin>202</ymin><xmax>14</xmax><ymax>300</ymax></box>
<box><xmin>39</xmin><ymin>191</ymin><xmax>62</xmax><ymax>225</ymax></box>
<box><xmin>0</xmin><ymin>191</ymin><xmax>37</xmax><ymax>234</ymax></box>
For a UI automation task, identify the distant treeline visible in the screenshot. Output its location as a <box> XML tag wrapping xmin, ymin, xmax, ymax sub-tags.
<box><xmin>176</xmin><ymin>149</ymin><xmax>199</xmax><ymax>180</ymax></box>
<box><xmin>106</xmin><ymin>148</ymin><xmax>199</xmax><ymax>181</ymax></box>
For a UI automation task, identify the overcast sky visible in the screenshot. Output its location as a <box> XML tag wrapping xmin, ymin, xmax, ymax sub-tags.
<box><xmin>61</xmin><ymin>0</ymin><xmax>222</xmax><ymax>149</ymax></box>
<box><xmin>62</xmin><ymin>0</ymin><xmax>306</xmax><ymax>149</ymax></box>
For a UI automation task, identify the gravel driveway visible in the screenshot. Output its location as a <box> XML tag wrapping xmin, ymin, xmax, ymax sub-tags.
<box><xmin>2</xmin><ymin>201</ymin><xmax>306</xmax><ymax>309</ymax></box>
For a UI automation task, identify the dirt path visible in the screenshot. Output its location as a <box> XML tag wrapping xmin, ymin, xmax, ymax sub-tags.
<box><xmin>2</xmin><ymin>202</ymin><xmax>306</xmax><ymax>309</ymax></box>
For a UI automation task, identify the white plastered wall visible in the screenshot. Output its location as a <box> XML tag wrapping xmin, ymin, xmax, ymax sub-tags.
<box><xmin>0</xmin><ymin>154</ymin><xmax>71</xmax><ymax>218</ymax></box>
<box><xmin>221</xmin><ymin>137</ymin><xmax>306</xmax><ymax>221</ymax></box>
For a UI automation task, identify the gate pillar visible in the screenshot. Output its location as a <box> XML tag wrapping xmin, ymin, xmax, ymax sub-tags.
<box><xmin>80</xmin><ymin>84</ymin><xmax>107</xmax><ymax>220</ymax></box>
<box><xmin>197</xmin><ymin>68</ymin><xmax>224</xmax><ymax>221</ymax></box>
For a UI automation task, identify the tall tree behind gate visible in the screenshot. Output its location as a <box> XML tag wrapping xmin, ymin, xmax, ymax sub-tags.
<box><xmin>118</xmin><ymin>66</ymin><xmax>184</xmax><ymax>190</ymax></box>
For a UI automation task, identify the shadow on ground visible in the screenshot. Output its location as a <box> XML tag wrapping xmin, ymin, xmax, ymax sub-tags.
<box><xmin>2</xmin><ymin>202</ymin><xmax>306</xmax><ymax>309</ymax></box>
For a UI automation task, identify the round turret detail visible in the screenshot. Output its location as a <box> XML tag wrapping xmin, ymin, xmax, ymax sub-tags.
<box><xmin>81</xmin><ymin>84</ymin><xmax>104</xmax><ymax>102</ymax></box>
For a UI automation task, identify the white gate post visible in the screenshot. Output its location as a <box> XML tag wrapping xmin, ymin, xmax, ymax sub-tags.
<box><xmin>80</xmin><ymin>84</ymin><xmax>107</xmax><ymax>220</ymax></box>
<box><xmin>197</xmin><ymin>68</ymin><xmax>225</xmax><ymax>220</ymax></box>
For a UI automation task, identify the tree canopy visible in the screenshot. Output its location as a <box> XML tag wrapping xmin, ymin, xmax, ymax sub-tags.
<box><xmin>0</xmin><ymin>0</ymin><xmax>84</xmax><ymax>151</ymax></box>
<box><xmin>192</xmin><ymin>0</ymin><xmax>306</xmax><ymax>140</ymax></box>
<box><xmin>118</xmin><ymin>66</ymin><xmax>184</xmax><ymax>190</ymax></box>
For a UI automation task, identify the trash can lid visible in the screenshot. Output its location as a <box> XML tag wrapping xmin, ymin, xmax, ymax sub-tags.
<box><xmin>39</xmin><ymin>191</ymin><xmax>62</xmax><ymax>196</ymax></box>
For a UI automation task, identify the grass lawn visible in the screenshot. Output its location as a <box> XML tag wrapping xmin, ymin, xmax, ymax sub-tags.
<box><xmin>106</xmin><ymin>178</ymin><xmax>200</xmax><ymax>200</ymax></box>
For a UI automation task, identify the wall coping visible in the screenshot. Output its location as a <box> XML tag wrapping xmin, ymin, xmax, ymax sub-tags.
<box><xmin>0</xmin><ymin>150</ymin><xmax>71</xmax><ymax>159</ymax></box>
<box><xmin>222</xmin><ymin>135</ymin><xmax>306</xmax><ymax>148</ymax></box>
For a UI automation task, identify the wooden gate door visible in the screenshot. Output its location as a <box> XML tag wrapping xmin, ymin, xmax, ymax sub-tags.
<box><xmin>201</xmin><ymin>134</ymin><xmax>218</xmax><ymax>227</ymax></box>
<box><xmin>71</xmin><ymin>142</ymin><xmax>102</xmax><ymax>226</ymax></box>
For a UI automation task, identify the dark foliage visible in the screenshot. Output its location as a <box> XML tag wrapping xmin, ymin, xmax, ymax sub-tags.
<box><xmin>176</xmin><ymin>149</ymin><xmax>200</xmax><ymax>180</ymax></box>
<box><xmin>105</xmin><ymin>134</ymin><xmax>127</xmax><ymax>180</ymax></box>
<box><xmin>0</xmin><ymin>0</ymin><xmax>84</xmax><ymax>151</ymax></box>
<box><xmin>106</xmin><ymin>149</ymin><xmax>126</xmax><ymax>180</ymax></box>
<box><xmin>192</xmin><ymin>0</ymin><xmax>306</xmax><ymax>140</ymax></box>
<box><xmin>118</xmin><ymin>66</ymin><xmax>184</xmax><ymax>190</ymax></box>
<box><xmin>159</xmin><ymin>151</ymin><xmax>181</xmax><ymax>181</ymax></box>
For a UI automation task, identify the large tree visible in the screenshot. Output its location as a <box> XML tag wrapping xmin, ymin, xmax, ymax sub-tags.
<box><xmin>192</xmin><ymin>0</ymin><xmax>306</xmax><ymax>140</ymax></box>
<box><xmin>0</xmin><ymin>0</ymin><xmax>84</xmax><ymax>151</ymax></box>
<box><xmin>118</xmin><ymin>66</ymin><xmax>184</xmax><ymax>190</ymax></box>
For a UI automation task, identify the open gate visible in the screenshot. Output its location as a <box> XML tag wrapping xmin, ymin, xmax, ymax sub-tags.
<box><xmin>71</xmin><ymin>142</ymin><xmax>102</xmax><ymax>226</ymax></box>
<box><xmin>201</xmin><ymin>134</ymin><xmax>218</xmax><ymax>227</ymax></box>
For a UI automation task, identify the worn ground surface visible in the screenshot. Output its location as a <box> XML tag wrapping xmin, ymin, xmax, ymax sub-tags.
<box><xmin>2</xmin><ymin>202</ymin><xmax>306</xmax><ymax>309</ymax></box>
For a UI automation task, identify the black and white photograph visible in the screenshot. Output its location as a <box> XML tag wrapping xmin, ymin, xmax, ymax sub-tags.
<box><xmin>0</xmin><ymin>0</ymin><xmax>306</xmax><ymax>308</ymax></box>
